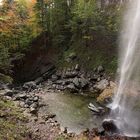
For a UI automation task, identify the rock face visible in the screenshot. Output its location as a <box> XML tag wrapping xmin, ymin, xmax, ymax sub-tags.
<box><xmin>44</xmin><ymin>65</ymin><xmax>111</xmax><ymax>94</ymax></box>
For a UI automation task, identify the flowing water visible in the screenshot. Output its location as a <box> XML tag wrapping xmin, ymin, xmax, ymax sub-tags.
<box><xmin>109</xmin><ymin>0</ymin><xmax>140</xmax><ymax>137</ymax></box>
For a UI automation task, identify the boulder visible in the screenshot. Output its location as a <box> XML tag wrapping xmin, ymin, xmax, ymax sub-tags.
<box><xmin>33</xmin><ymin>96</ymin><xmax>39</xmax><ymax>102</ymax></box>
<box><xmin>95</xmin><ymin>79</ymin><xmax>109</xmax><ymax>91</ymax></box>
<box><xmin>3</xmin><ymin>89</ymin><xmax>18</xmax><ymax>97</ymax></box>
<box><xmin>75</xmin><ymin>64</ymin><xmax>80</xmax><ymax>71</ymax></box>
<box><xmin>23</xmin><ymin>81</ymin><xmax>37</xmax><ymax>90</ymax></box>
<box><xmin>64</xmin><ymin>71</ymin><xmax>78</xmax><ymax>78</ymax></box>
<box><xmin>15</xmin><ymin>93</ymin><xmax>28</xmax><ymax>100</ymax></box>
<box><xmin>66</xmin><ymin>83</ymin><xmax>78</xmax><ymax>93</ymax></box>
<box><xmin>30</xmin><ymin>107</ymin><xmax>37</xmax><ymax>114</ymax></box>
<box><xmin>73</xmin><ymin>77</ymin><xmax>80</xmax><ymax>87</ymax></box>
<box><xmin>51</xmin><ymin>74</ymin><xmax>59</xmax><ymax>81</ymax></box>
<box><xmin>25</xmin><ymin>98</ymin><xmax>34</xmax><ymax>106</ymax></box>
<box><xmin>97</xmin><ymin>81</ymin><xmax>116</xmax><ymax>104</ymax></box>
<box><xmin>102</xmin><ymin>119</ymin><xmax>119</xmax><ymax>134</ymax></box>
<box><xmin>80</xmin><ymin>78</ymin><xmax>89</xmax><ymax>89</ymax></box>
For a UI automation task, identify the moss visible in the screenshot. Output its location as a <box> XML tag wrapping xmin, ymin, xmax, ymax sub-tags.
<box><xmin>57</xmin><ymin>38</ymin><xmax>117</xmax><ymax>76</ymax></box>
<box><xmin>0</xmin><ymin>73</ymin><xmax>13</xmax><ymax>84</ymax></box>
<box><xmin>0</xmin><ymin>97</ymin><xmax>28</xmax><ymax>140</ymax></box>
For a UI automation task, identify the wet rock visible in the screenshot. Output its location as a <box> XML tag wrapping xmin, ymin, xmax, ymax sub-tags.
<box><xmin>102</xmin><ymin>119</ymin><xmax>119</xmax><ymax>134</ymax></box>
<box><xmin>88</xmin><ymin>103</ymin><xmax>100</xmax><ymax>113</ymax></box>
<box><xmin>88</xmin><ymin>103</ymin><xmax>106</xmax><ymax>115</ymax></box>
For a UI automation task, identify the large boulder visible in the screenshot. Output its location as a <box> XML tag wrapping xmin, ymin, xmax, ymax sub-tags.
<box><xmin>97</xmin><ymin>81</ymin><xmax>116</xmax><ymax>104</ymax></box>
<box><xmin>102</xmin><ymin>119</ymin><xmax>119</xmax><ymax>134</ymax></box>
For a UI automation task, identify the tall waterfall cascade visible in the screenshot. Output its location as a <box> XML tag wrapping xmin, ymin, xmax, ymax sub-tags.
<box><xmin>109</xmin><ymin>0</ymin><xmax>140</xmax><ymax>137</ymax></box>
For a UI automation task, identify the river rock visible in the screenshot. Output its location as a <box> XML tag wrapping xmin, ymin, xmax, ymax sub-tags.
<box><xmin>30</xmin><ymin>107</ymin><xmax>37</xmax><ymax>114</ymax></box>
<box><xmin>51</xmin><ymin>74</ymin><xmax>59</xmax><ymax>81</ymax></box>
<box><xmin>33</xmin><ymin>96</ymin><xmax>39</xmax><ymax>102</ymax></box>
<box><xmin>67</xmin><ymin>83</ymin><xmax>78</xmax><ymax>93</ymax></box>
<box><xmin>3</xmin><ymin>89</ymin><xmax>18</xmax><ymax>97</ymax></box>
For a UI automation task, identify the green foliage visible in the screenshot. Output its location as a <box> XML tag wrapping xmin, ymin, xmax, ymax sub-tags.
<box><xmin>0</xmin><ymin>0</ymin><xmax>124</xmax><ymax>81</ymax></box>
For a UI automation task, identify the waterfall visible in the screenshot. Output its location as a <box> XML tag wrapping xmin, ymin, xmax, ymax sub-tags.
<box><xmin>110</xmin><ymin>0</ymin><xmax>140</xmax><ymax>136</ymax></box>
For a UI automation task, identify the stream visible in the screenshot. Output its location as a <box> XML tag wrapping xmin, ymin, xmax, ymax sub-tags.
<box><xmin>43</xmin><ymin>91</ymin><xmax>105</xmax><ymax>134</ymax></box>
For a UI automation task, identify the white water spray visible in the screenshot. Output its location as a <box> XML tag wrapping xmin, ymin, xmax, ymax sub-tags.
<box><xmin>110</xmin><ymin>0</ymin><xmax>140</xmax><ymax>136</ymax></box>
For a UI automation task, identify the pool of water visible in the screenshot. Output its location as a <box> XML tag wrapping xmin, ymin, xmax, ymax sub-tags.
<box><xmin>43</xmin><ymin>92</ymin><xmax>104</xmax><ymax>134</ymax></box>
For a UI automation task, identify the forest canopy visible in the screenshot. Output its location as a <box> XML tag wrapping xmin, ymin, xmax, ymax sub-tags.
<box><xmin>0</xmin><ymin>0</ymin><xmax>123</xmax><ymax>83</ymax></box>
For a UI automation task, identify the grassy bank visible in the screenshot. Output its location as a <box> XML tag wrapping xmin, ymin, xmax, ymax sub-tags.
<box><xmin>0</xmin><ymin>96</ymin><xmax>28</xmax><ymax>140</ymax></box>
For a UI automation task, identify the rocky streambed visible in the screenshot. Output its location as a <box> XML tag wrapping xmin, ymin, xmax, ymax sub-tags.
<box><xmin>0</xmin><ymin>65</ymin><xmax>139</xmax><ymax>140</ymax></box>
